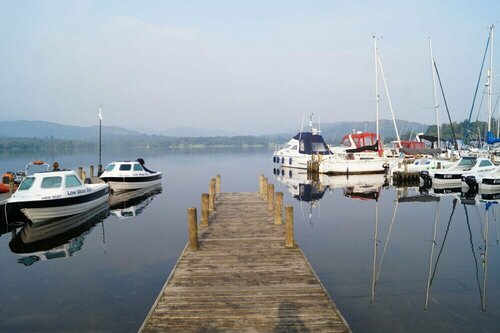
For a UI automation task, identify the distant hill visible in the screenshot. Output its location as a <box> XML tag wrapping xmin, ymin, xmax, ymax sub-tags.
<box><xmin>0</xmin><ymin>120</ymin><xmax>142</xmax><ymax>140</ymax></box>
<box><xmin>318</xmin><ymin>119</ymin><xmax>430</xmax><ymax>143</ymax></box>
<box><xmin>161</xmin><ymin>127</ymin><xmax>237</xmax><ymax>137</ymax></box>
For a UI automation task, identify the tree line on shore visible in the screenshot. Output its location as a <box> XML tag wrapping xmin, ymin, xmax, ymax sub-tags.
<box><xmin>0</xmin><ymin>119</ymin><xmax>493</xmax><ymax>153</ymax></box>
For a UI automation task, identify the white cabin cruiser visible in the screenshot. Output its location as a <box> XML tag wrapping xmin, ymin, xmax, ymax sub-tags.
<box><xmin>273</xmin><ymin>127</ymin><xmax>333</xmax><ymax>171</ymax></box>
<box><xmin>421</xmin><ymin>157</ymin><xmax>496</xmax><ymax>188</ymax></box>
<box><xmin>461</xmin><ymin>162</ymin><xmax>500</xmax><ymax>190</ymax></box>
<box><xmin>273</xmin><ymin>126</ymin><xmax>390</xmax><ymax>175</ymax></box>
<box><xmin>99</xmin><ymin>158</ymin><xmax>162</xmax><ymax>191</ymax></box>
<box><xmin>7</xmin><ymin>170</ymin><xmax>110</xmax><ymax>223</ymax></box>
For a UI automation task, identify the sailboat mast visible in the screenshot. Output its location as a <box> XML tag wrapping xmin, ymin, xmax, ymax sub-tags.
<box><xmin>429</xmin><ymin>37</ymin><xmax>441</xmax><ymax>149</ymax></box>
<box><xmin>488</xmin><ymin>25</ymin><xmax>494</xmax><ymax>133</ymax></box>
<box><xmin>378</xmin><ymin>54</ymin><xmax>402</xmax><ymax>147</ymax></box>
<box><xmin>374</xmin><ymin>35</ymin><xmax>380</xmax><ymax>144</ymax></box>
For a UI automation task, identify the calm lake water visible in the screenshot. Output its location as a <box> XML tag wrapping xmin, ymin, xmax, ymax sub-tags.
<box><xmin>0</xmin><ymin>149</ymin><xmax>499</xmax><ymax>332</ymax></box>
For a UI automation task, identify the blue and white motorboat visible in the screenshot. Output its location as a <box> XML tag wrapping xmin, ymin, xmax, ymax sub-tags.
<box><xmin>7</xmin><ymin>170</ymin><xmax>110</xmax><ymax>223</ymax></box>
<box><xmin>99</xmin><ymin>158</ymin><xmax>162</xmax><ymax>192</ymax></box>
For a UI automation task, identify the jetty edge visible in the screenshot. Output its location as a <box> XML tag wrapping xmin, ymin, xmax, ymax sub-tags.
<box><xmin>139</xmin><ymin>174</ymin><xmax>351</xmax><ymax>332</ymax></box>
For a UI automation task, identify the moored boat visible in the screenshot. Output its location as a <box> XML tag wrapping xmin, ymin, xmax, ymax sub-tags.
<box><xmin>99</xmin><ymin>158</ymin><xmax>162</xmax><ymax>191</ymax></box>
<box><xmin>423</xmin><ymin>157</ymin><xmax>495</xmax><ymax>188</ymax></box>
<box><xmin>7</xmin><ymin>170</ymin><xmax>110</xmax><ymax>223</ymax></box>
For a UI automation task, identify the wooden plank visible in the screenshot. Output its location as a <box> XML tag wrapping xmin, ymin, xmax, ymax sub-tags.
<box><xmin>140</xmin><ymin>191</ymin><xmax>351</xmax><ymax>333</ymax></box>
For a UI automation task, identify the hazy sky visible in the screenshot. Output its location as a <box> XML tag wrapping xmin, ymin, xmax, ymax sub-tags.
<box><xmin>0</xmin><ymin>1</ymin><xmax>499</xmax><ymax>134</ymax></box>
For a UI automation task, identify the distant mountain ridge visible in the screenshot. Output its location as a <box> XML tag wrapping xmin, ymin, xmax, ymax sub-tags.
<box><xmin>0</xmin><ymin>120</ymin><xmax>141</xmax><ymax>140</ymax></box>
<box><xmin>0</xmin><ymin>119</ymin><xmax>431</xmax><ymax>141</ymax></box>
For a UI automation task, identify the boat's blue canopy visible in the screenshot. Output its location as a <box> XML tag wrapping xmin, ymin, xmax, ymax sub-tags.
<box><xmin>486</xmin><ymin>131</ymin><xmax>500</xmax><ymax>145</ymax></box>
<box><xmin>292</xmin><ymin>132</ymin><xmax>332</xmax><ymax>155</ymax></box>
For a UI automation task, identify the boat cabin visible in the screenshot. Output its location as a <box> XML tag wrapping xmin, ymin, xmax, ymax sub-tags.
<box><xmin>339</xmin><ymin>132</ymin><xmax>379</xmax><ymax>149</ymax></box>
<box><xmin>291</xmin><ymin>132</ymin><xmax>332</xmax><ymax>155</ymax></box>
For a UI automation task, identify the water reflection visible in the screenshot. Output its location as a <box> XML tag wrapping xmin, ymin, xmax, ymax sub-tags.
<box><xmin>379</xmin><ymin>182</ymin><xmax>500</xmax><ymax>313</ymax></box>
<box><xmin>109</xmin><ymin>184</ymin><xmax>162</xmax><ymax>219</ymax></box>
<box><xmin>9</xmin><ymin>202</ymin><xmax>110</xmax><ymax>265</ymax></box>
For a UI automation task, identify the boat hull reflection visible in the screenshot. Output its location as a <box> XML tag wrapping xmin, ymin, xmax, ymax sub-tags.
<box><xmin>9</xmin><ymin>202</ymin><xmax>110</xmax><ymax>265</ymax></box>
<box><xmin>109</xmin><ymin>184</ymin><xmax>162</xmax><ymax>219</ymax></box>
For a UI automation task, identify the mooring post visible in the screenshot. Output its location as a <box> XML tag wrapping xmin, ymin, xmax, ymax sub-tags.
<box><xmin>285</xmin><ymin>206</ymin><xmax>294</xmax><ymax>248</ymax></box>
<box><xmin>275</xmin><ymin>192</ymin><xmax>283</xmax><ymax>225</ymax></box>
<box><xmin>216</xmin><ymin>174</ymin><xmax>221</xmax><ymax>194</ymax></box>
<box><xmin>209</xmin><ymin>178</ymin><xmax>216</xmax><ymax>211</ymax></box>
<box><xmin>89</xmin><ymin>165</ymin><xmax>94</xmax><ymax>178</ymax></box>
<box><xmin>267</xmin><ymin>184</ymin><xmax>275</xmax><ymax>211</ymax></box>
<box><xmin>188</xmin><ymin>207</ymin><xmax>199</xmax><ymax>251</ymax></box>
<box><xmin>259</xmin><ymin>174</ymin><xmax>264</xmax><ymax>196</ymax></box>
<box><xmin>78</xmin><ymin>167</ymin><xmax>83</xmax><ymax>180</ymax></box>
<box><xmin>9</xmin><ymin>178</ymin><xmax>14</xmax><ymax>193</ymax></box>
<box><xmin>82</xmin><ymin>170</ymin><xmax>87</xmax><ymax>182</ymax></box>
<box><xmin>201</xmin><ymin>193</ymin><xmax>209</xmax><ymax>227</ymax></box>
<box><xmin>263</xmin><ymin>178</ymin><xmax>268</xmax><ymax>200</ymax></box>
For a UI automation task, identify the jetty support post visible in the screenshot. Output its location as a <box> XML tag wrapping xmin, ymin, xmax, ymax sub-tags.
<box><xmin>9</xmin><ymin>178</ymin><xmax>14</xmax><ymax>193</ymax></box>
<box><xmin>263</xmin><ymin>178</ymin><xmax>269</xmax><ymax>200</ymax></box>
<box><xmin>82</xmin><ymin>169</ymin><xmax>87</xmax><ymax>182</ymax></box>
<box><xmin>259</xmin><ymin>174</ymin><xmax>264</xmax><ymax>196</ymax></box>
<box><xmin>78</xmin><ymin>167</ymin><xmax>83</xmax><ymax>180</ymax></box>
<box><xmin>209</xmin><ymin>178</ymin><xmax>216</xmax><ymax>211</ymax></box>
<box><xmin>275</xmin><ymin>192</ymin><xmax>283</xmax><ymax>225</ymax></box>
<box><xmin>267</xmin><ymin>184</ymin><xmax>275</xmax><ymax>212</ymax></box>
<box><xmin>188</xmin><ymin>207</ymin><xmax>199</xmax><ymax>251</ymax></box>
<box><xmin>200</xmin><ymin>193</ymin><xmax>209</xmax><ymax>227</ymax></box>
<box><xmin>216</xmin><ymin>175</ymin><xmax>221</xmax><ymax>194</ymax></box>
<box><xmin>285</xmin><ymin>206</ymin><xmax>294</xmax><ymax>248</ymax></box>
<box><xmin>89</xmin><ymin>165</ymin><xmax>94</xmax><ymax>178</ymax></box>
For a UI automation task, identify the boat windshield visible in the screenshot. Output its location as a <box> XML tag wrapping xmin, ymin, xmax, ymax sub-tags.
<box><xmin>105</xmin><ymin>164</ymin><xmax>116</xmax><ymax>172</ymax></box>
<box><xmin>119</xmin><ymin>164</ymin><xmax>132</xmax><ymax>171</ymax></box>
<box><xmin>41</xmin><ymin>176</ymin><xmax>62</xmax><ymax>189</ymax></box>
<box><xmin>65</xmin><ymin>175</ymin><xmax>82</xmax><ymax>188</ymax></box>
<box><xmin>133</xmin><ymin>164</ymin><xmax>144</xmax><ymax>171</ymax></box>
<box><xmin>18</xmin><ymin>177</ymin><xmax>35</xmax><ymax>191</ymax></box>
<box><xmin>458</xmin><ymin>158</ymin><xmax>476</xmax><ymax>167</ymax></box>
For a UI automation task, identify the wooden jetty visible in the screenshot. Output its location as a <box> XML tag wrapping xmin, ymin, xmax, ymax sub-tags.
<box><xmin>392</xmin><ymin>171</ymin><xmax>420</xmax><ymax>186</ymax></box>
<box><xmin>140</xmin><ymin>176</ymin><xmax>351</xmax><ymax>333</ymax></box>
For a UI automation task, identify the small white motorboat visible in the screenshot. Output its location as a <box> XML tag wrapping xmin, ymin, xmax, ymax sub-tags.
<box><xmin>420</xmin><ymin>157</ymin><xmax>496</xmax><ymax>188</ymax></box>
<box><xmin>99</xmin><ymin>158</ymin><xmax>162</xmax><ymax>192</ymax></box>
<box><xmin>7</xmin><ymin>170</ymin><xmax>110</xmax><ymax>223</ymax></box>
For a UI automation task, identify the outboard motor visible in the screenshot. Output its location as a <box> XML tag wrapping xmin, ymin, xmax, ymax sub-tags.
<box><xmin>419</xmin><ymin>170</ymin><xmax>432</xmax><ymax>187</ymax></box>
<box><xmin>464</xmin><ymin>175</ymin><xmax>479</xmax><ymax>192</ymax></box>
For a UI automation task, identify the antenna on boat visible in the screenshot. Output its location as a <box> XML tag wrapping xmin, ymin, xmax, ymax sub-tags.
<box><xmin>98</xmin><ymin>105</ymin><xmax>103</xmax><ymax>176</ymax></box>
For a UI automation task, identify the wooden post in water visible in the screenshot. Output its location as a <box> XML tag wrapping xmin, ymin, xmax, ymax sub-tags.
<box><xmin>188</xmin><ymin>207</ymin><xmax>199</xmax><ymax>251</ymax></box>
<box><xmin>9</xmin><ymin>178</ymin><xmax>14</xmax><ymax>193</ymax></box>
<box><xmin>89</xmin><ymin>165</ymin><xmax>94</xmax><ymax>178</ymax></box>
<box><xmin>275</xmin><ymin>192</ymin><xmax>283</xmax><ymax>225</ymax></box>
<box><xmin>263</xmin><ymin>178</ymin><xmax>268</xmax><ymax>201</ymax></box>
<box><xmin>209</xmin><ymin>178</ymin><xmax>216</xmax><ymax>211</ymax></box>
<box><xmin>82</xmin><ymin>170</ymin><xmax>87</xmax><ymax>182</ymax></box>
<box><xmin>259</xmin><ymin>174</ymin><xmax>264</xmax><ymax>197</ymax></box>
<box><xmin>200</xmin><ymin>193</ymin><xmax>209</xmax><ymax>227</ymax></box>
<box><xmin>216</xmin><ymin>175</ymin><xmax>221</xmax><ymax>194</ymax></box>
<box><xmin>267</xmin><ymin>184</ymin><xmax>274</xmax><ymax>212</ymax></box>
<box><xmin>78</xmin><ymin>167</ymin><xmax>83</xmax><ymax>180</ymax></box>
<box><xmin>285</xmin><ymin>206</ymin><xmax>294</xmax><ymax>248</ymax></box>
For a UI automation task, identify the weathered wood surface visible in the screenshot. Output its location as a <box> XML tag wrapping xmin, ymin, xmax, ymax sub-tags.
<box><xmin>140</xmin><ymin>192</ymin><xmax>351</xmax><ymax>333</ymax></box>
